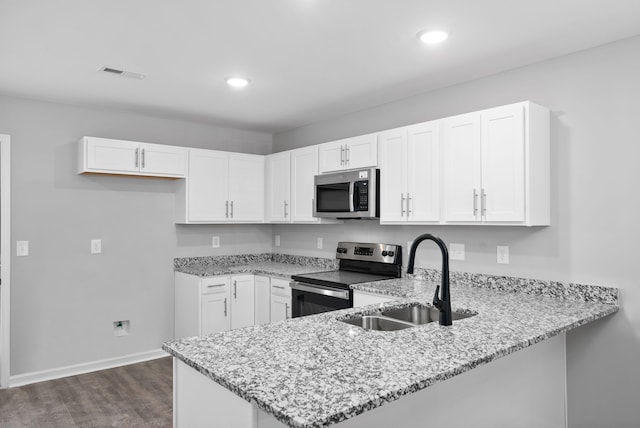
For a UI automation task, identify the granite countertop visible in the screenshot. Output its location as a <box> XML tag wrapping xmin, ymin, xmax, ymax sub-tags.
<box><xmin>175</xmin><ymin>261</ymin><xmax>329</xmax><ymax>279</ymax></box>
<box><xmin>174</xmin><ymin>254</ymin><xmax>340</xmax><ymax>280</ymax></box>
<box><xmin>163</xmin><ymin>276</ymin><xmax>618</xmax><ymax>428</ymax></box>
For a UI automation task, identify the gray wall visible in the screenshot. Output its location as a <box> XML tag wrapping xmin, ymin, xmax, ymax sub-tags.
<box><xmin>273</xmin><ymin>36</ymin><xmax>640</xmax><ymax>427</ymax></box>
<box><xmin>0</xmin><ymin>95</ymin><xmax>273</xmax><ymax>375</ymax></box>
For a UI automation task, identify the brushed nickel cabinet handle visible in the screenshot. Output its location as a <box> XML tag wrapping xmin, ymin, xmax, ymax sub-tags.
<box><xmin>135</xmin><ymin>148</ymin><xmax>139</xmax><ymax>168</ymax></box>
<box><xmin>407</xmin><ymin>193</ymin><xmax>412</xmax><ymax>215</ymax></box>
<box><xmin>233</xmin><ymin>280</ymin><xmax>237</xmax><ymax>299</ymax></box>
<box><xmin>224</xmin><ymin>298</ymin><xmax>227</xmax><ymax>316</ymax></box>
<box><xmin>473</xmin><ymin>189</ymin><xmax>478</xmax><ymax>217</ymax></box>
<box><xmin>481</xmin><ymin>189</ymin><xmax>487</xmax><ymax>217</ymax></box>
<box><xmin>284</xmin><ymin>200</ymin><xmax>288</xmax><ymax>218</ymax></box>
<box><xmin>141</xmin><ymin>148</ymin><xmax>145</xmax><ymax>168</ymax></box>
<box><xmin>225</xmin><ymin>201</ymin><xmax>229</xmax><ymax>218</ymax></box>
<box><xmin>401</xmin><ymin>194</ymin><xmax>406</xmax><ymax>216</ymax></box>
<box><xmin>230</xmin><ymin>200</ymin><xmax>234</xmax><ymax>218</ymax></box>
<box><xmin>345</xmin><ymin>146</ymin><xmax>350</xmax><ymax>164</ymax></box>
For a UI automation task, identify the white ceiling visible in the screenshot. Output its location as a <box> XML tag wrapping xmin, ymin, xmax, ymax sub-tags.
<box><xmin>2</xmin><ymin>0</ymin><xmax>640</xmax><ymax>134</ymax></box>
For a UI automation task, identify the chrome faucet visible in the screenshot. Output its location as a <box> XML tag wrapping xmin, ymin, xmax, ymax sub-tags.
<box><xmin>406</xmin><ymin>234</ymin><xmax>452</xmax><ymax>326</ymax></box>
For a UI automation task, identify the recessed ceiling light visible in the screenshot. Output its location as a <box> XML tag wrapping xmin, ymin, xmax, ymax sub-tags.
<box><xmin>417</xmin><ymin>30</ymin><xmax>449</xmax><ymax>45</ymax></box>
<box><xmin>226</xmin><ymin>77</ymin><xmax>251</xmax><ymax>88</ymax></box>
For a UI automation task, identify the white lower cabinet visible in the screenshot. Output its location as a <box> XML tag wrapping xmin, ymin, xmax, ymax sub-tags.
<box><xmin>254</xmin><ymin>276</ymin><xmax>272</xmax><ymax>325</ymax></box>
<box><xmin>230</xmin><ymin>275</ymin><xmax>255</xmax><ymax>329</ymax></box>
<box><xmin>201</xmin><ymin>285</ymin><xmax>231</xmax><ymax>335</ymax></box>
<box><xmin>270</xmin><ymin>278</ymin><xmax>292</xmax><ymax>322</ymax></box>
<box><xmin>175</xmin><ymin>273</ymin><xmax>292</xmax><ymax>337</ymax></box>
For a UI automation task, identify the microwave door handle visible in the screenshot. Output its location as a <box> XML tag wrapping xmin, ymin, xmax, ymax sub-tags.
<box><xmin>349</xmin><ymin>182</ymin><xmax>355</xmax><ymax>212</ymax></box>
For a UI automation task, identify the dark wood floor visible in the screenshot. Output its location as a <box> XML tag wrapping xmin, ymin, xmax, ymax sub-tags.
<box><xmin>0</xmin><ymin>357</ymin><xmax>172</xmax><ymax>427</ymax></box>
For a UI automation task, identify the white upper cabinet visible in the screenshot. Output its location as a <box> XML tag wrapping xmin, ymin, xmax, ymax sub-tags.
<box><xmin>176</xmin><ymin>149</ymin><xmax>264</xmax><ymax>223</ymax></box>
<box><xmin>265</xmin><ymin>146</ymin><xmax>329</xmax><ymax>224</ymax></box>
<box><xmin>265</xmin><ymin>152</ymin><xmax>292</xmax><ymax>222</ymax></box>
<box><xmin>78</xmin><ymin>136</ymin><xmax>186</xmax><ymax>178</ymax></box>
<box><xmin>290</xmin><ymin>146</ymin><xmax>320</xmax><ymax>222</ymax></box>
<box><xmin>318</xmin><ymin>133</ymin><xmax>378</xmax><ymax>172</ymax></box>
<box><xmin>442</xmin><ymin>112</ymin><xmax>482</xmax><ymax>222</ymax></box>
<box><xmin>442</xmin><ymin>101</ymin><xmax>550</xmax><ymax>226</ymax></box>
<box><xmin>379</xmin><ymin>122</ymin><xmax>440</xmax><ymax>224</ymax></box>
<box><xmin>228</xmin><ymin>154</ymin><xmax>265</xmax><ymax>222</ymax></box>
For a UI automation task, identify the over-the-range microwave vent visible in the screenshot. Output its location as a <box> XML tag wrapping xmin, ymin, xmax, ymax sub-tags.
<box><xmin>100</xmin><ymin>66</ymin><xmax>147</xmax><ymax>80</ymax></box>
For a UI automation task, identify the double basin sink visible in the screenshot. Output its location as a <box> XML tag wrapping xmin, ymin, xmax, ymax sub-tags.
<box><xmin>341</xmin><ymin>304</ymin><xmax>475</xmax><ymax>331</ymax></box>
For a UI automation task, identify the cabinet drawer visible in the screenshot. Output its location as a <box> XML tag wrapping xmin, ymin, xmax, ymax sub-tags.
<box><xmin>270</xmin><ymin>278</ymin><xmax>291</xmax><ymax>297</ymax></box>
<box><xmin>201</xmin><ymin>277</ymin><xmax>230</xmax><ymax>294</ymax></box>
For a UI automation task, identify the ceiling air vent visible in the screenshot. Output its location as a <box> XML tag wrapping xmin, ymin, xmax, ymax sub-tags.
<box><xmin>100</xmin><ymin>66</ymin><xmax>146</xmax><ymax>79</ymax></box>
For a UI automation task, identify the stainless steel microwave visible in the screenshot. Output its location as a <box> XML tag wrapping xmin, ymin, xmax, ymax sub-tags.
<box><xmin>313</xmin><ymin>168</ymin><xmax>379</xmax><ymax>219</ymax></box>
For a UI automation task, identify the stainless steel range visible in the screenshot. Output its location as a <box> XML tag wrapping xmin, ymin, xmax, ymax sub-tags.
<box><xmin>290</xmin><ymin>242</ymin><xmax>403</xmax><ymax>318</ymax></box>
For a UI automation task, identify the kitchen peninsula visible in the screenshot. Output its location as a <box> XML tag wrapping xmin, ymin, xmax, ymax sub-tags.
<box><xmin>164</xmin><ymin>257</ymin><xmax>618</xmax><ymax>428</ymax></box>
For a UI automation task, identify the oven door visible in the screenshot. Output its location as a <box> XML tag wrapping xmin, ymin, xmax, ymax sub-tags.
<box><xmin>290</xmin><ymin>282</ymin><xmax>353</xmax><ymax>318</ymax></box>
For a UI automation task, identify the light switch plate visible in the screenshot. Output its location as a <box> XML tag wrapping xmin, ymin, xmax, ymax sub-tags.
<box><xmin>275</xmin><ymin>235</ymin><xmax>281</xmax><ymax>247</ymax></box>
<box><xmin>450</xmin><ymin>243</ymin><xmax>465</xmax><ymax>261</ymax></box>
<box><xmin>497</xmin><ymin>246</ymin><xmax>509</xmax><ymax>264</ymax></box>
<box><xmin>90</xmin><ymin>239</ymin><xmax>102</xmax><ymax>254</ymax></box>
<box><xmin>316</xmin><ymin>237</ymin><xmax>323</xmax><ymax>249</ymax></box>
<box><xmin>16</xmin><ymin>240</ymin><xmax>29</xmax><ymax>257</ymax></box>
<box><xmin>212</xmin><ymin>236</ymin><xmax>220</xmax><ymax>248</ymax></box>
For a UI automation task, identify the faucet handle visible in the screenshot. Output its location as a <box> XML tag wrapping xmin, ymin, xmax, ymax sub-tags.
<box><xmin>432</xmin><ymin>285</ymin><xmax>442</xmax><ymax>309</ymax></box>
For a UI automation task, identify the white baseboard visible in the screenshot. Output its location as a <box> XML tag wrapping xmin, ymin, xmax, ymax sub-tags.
<box><xmin>8</xmin><ymin>349</ymin><xmax>169</xmax><ymax>387</ymax></box>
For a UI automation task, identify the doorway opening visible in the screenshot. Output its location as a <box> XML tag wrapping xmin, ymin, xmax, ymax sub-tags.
<box><xmin>0</xmin><ymin>134</ymin><xmax>11</xmax><ymax>387</ymax></box>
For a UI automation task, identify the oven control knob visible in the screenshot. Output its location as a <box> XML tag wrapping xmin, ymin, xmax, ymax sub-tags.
<box><xmin>382</xmin><ymin>251</ymin><xmax>388</xmax><ymax>257</ymax></box>
<box><xmin>388</xmin><ymin>251</ymin><xmax>395</xmax><ymax>257</ymax></box>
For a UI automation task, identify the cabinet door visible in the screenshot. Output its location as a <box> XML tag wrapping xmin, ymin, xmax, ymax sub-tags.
<box><xmin>265</xmin><ymin>152</ymin><xmax>291</xmax><ymax>222</ymax></box>
<box><xmin>228</xmin><ymin>154</ymin><xmax>265</xmax><ymax>222</ymax></box>
<box><xmin>270</xmin><ymin>278</ymin><xmax>291</xmax><ymax>323</ymax></box>
<box><xmin>442</xmin><ymin>112</ymin><xmax>482</xmax><ymax>222</ymax></box>
<box><xmin>481</xmin><ymin>104</ymin><xmax>526</xmax><ymax>222</ymax></box>
<box><xmin>290</xmin><ymin>146</ymin><xmax>319</xmax><ymax>222</ymax></box>
<box><xmin>344</xmin><ymin>133</ymin><xmax>378</xmax><ymax>170</ymax></box>
<box><xmin>230</xmin><ymin>275</ymin><xmax>255</xmax><ymax>329</ymax></box>
<box><xmin>188</xmin><ymin>149</ymin><xmax>229</xmax><ymax>222</ymax></box>
<box><xmin>270</xmin><ymin>294</ymin><xmax>291</xmax><ymax>323</ymax></box>
<box><xmin>254</xmin><ymin>276</ymin><xmax>271</xmax><ymax>325</ymax></box>
<box><xmin>379</xmin><ymin>128</ymin><xmax>407</xmax><ymax>223</ymax></box>
<box><xmin>139</xmin><ymin>143</ymin><xmax>186</xmax><ymax>177</ymax></box>
<box><xmin>407</xmin><ymin>121</ymin><xmax>440</xmax><ymax>222</ymax></box>
<box><xmin>318</xmin><ymin>140</ymin><xmax>346</xmax><ymax>173</ymax></box>
<box><xmin>201</xmin><ymin>292</ymin><xmax>230</xmax><ymax>334</ymax></box>
<box><xmin>84</xmin><ymin>137</ymin><xmax>139</xmax><ymax>174</ymax></box>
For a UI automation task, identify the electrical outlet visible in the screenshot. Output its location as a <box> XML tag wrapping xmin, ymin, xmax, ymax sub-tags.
<box><xmin>212</xmin><ymin>236</ymin><xmax>220</xmax><ymax>248</ymax></box>
<box><xmin>17</xmin><ymin>240</ymin><xmax>29</xmax><ymax>257</ymax></box>
<box><xmin>450</xmin><ymin>243</ymin><xmax>465</xmax><ymax>261</ymax></box>
<box><xmin>275</xmin><ymin>235</ymin><xmax>281</xmax><ymax>247</ymax></box>
<box><xmin>316</xmin><ymin>237</ymin><xmax>323</xmax><ymax>249</ymax></box>
<box><xmin>497</xmin><ymin>246</ymin><xmax>509</xmax><ymax>264</ymax></box>
<box><xmin>91</xmin><ymin>239</ymin><xmax>102</xmax><ymax>254</ymax></box>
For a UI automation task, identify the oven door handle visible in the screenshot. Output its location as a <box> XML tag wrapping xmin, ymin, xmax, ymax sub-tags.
<box><xmin>290</xmin><ymin>282</ymin><xmax>351</xmax><ymax>300</ymax></box>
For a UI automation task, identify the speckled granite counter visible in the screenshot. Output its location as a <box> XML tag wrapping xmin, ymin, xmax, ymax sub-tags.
<box><xmin>163</xmin><ymin>275</ymin><xmax>618</xmax><ymax>428</ymax></box>
<box><xmin>174</xmin><ymin>253</ymin><xmax>339</xmax><ymax>279</ymax></box>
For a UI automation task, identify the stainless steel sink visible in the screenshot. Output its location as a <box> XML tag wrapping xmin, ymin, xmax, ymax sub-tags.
<box><xmin>382</xmin><ymin>304</ymin><xmax>475</xmax><ymax>325</ymax></box>
<box><xmin>341</xmin><ymin>315</ymin><xmax>415</xmax><ymax>331</ymax></box>
<box><xmin>340</xmin><ymin>304</ymin><xmax>475</xmax><ymax>331</ymax></box>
